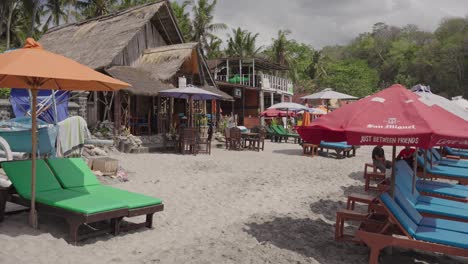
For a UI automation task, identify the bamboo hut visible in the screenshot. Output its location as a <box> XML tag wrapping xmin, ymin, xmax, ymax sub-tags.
<box><xmin>39</xmin><ymin>0</ymin><xmax>231</xmax><ymax>135</ymax></box>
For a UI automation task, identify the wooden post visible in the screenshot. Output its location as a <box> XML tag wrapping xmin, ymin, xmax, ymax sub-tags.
<box><xmin>189</xmin><ymin>96</ymin><xmax>194</xmax><ymax>127</ymax></box>
<box><xmin>157</xmin><ymin>96</ymin><xmax>161</xmax><ymax>133</ymax></box>
<box><xmin>391</xmin><ymin>146</ymin><xmax>396</xmax><ymax>198</ymax></box>
<box><xmin>260</xmin><ymin>90</ymin><xmax>265</xmax><ymax>126</ymax></box>
<box><xmin>30</xmin><ymin>88</ymin><xmax>38</xmax><ymax>229</ymax></box>
<box><xmin>226</xmin><ymin>59</ymin><xmax>230</xmax><ymax>81</ymax></box>
<box><xmin>242</xmin><ymin>87</ymin><xmax>245</xmax><ymax>125</ymax></box>
<box><xmin>239</xmin><ymin>59</ymin><xmax>242</xmax><ymax>85</ymax></box>
<box><xmin>114</xmin><ymin>91</ymin><xmax>121</xmax><ymax>136</ymax></box>
<box><xmin>252</xmin><ymin>59</ymin><xmax>256</xmax><ymax>87</ymax></box>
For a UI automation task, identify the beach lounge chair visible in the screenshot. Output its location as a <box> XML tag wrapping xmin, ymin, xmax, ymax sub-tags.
<box><xmin>270</xmin><ymin>125</ymin><xmax>291</xmax><ymax>143</ymax></box>
<box><xmin>429</xmin><ymin>148</ymin><xmax>468</xmax><ymax>168</ymax></box>
<box><xmin>46</xmin><ymin>158</ymin><xmax>164</xmax><ymax>233</ymax></box>
<box><xmin>417</xmin><ymin>155</ymin><xmax>468</xmax><ymax>185</ymax></box>
<box><xmin>274</xmin><ymin>125</ymin><xmax>301</xmax><ymax>143</ymax></box>
<box><xmin>1</xmin><ymin>160</ymin><xmax>129</xmax><ymax>243</ymax></box>
<box><xmin>319</xmin><ymin>141</ymin><xmax>357</xmax><ymax>159</ymax></box>
<box><xmin>443</xmin><ymin>147</ymin><xmax>468</xmax><ymax>159</ymax></box>
<box><xmin>349</xmin><ymin>192</ymin><xmax>468</xmax><ymax>263</ymax></box>
<box><xmin>396</xmin><ymin>160</ymin><xmax>468</xmax><ymax>203</ymax></box>
<box><xmin>395</xmin><ymin>162</ymin><xmax>468</xmax><ymax>212</ymax></box>
<box><xmin>264</xmin><ymin>126</ymin><xmax>282</xmax><ymax>142</ymax></box>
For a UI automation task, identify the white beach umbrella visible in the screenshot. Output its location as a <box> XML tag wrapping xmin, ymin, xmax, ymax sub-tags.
<box><xmin>267</xmin><ymin>102</ymin><xmax>308</xmax><ymax>111</ymax></box>
<box><xmin>301</xmin><ymin>88</ymin><xmax>357</xmax><ymax>100</ymax></box>
<box><xmin>301</xmin><ymin>88</ymin><xmax>357</xmax><ymax>112</ymax></box>
<box><xmin>452</xmin><ymin>96</ymin><xmax>468</xmax><ymax>111</ymax></box>
<box><xmin>414</xmin><ymin>91</ymin><xmax>468</xmax><ymax>121</ymax></box>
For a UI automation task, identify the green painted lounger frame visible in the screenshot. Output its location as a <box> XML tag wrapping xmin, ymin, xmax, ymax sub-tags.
<box><xmin>1</xmin><ymin>160</ymin><xmax>129</xmax><ymax>243</ymax></box>
<box><xmin>355</xmin><ymin>192</ymin><xmax>468</xmax><ymax>264</ymax></box>
<box><xmin>46</xmin><ymin>158</ymin><xmax>164</xmax><ymax>233</ymax></box>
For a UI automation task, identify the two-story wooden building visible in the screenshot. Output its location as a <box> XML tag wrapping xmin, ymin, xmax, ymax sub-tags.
<box><xmin>208</xmin><ymin>57</ymin><xmax>294</xmax><ymax>127</ymax></box>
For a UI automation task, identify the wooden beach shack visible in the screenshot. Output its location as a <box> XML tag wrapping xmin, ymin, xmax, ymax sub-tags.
<box><xmin>39</xmin><ymin>0</ymin><xmax>232</xmax><ymax>135</ymax></box>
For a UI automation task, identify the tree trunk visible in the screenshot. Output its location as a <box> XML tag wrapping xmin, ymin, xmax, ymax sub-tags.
<box><xmin>6</xmin><ymin>1</ymin><xmax>17</xmax><ymax>50</ymax></box>
<box><xmin>28</xmin><ymin>0</ymin><xmax>38</xmax><ymax>37</ymax></box>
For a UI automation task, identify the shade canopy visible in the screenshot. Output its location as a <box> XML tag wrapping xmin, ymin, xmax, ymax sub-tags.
<box><xmin>267</xmin><ymin>102</ymin><xmax>308</xmax><ymax>111</ymax></box>
<box><xmin>0</xmin><ymin>39</ymin><xmax>129</xmax><ymax>91</ymax></box>
<box><xmin>0</xmin><ymin>38</ymin><xmax>129</xmax><ymax>229</ymax></box>
<box><xmin>452</xmin><ymin>96</ymin><xmax>468</xmax><ymax>110</ymax></box>
<box><xmin>296</xmin><ymin>84</ymin><xmax>468</xmax><ymax>149</ymax></box>
<box><xmin>301</xmin><ymin>88</ymin><xmax>357</xmax><ymax>100</ymax></box>
<box><xmin>260</xmin><ymin>109</ymin><xmax>296</xmax><ymax>117</ymax></box>
<box><xmin>415</xmin><ymin>91</ymin><xmax>468</xmax><ymax>121</ymax></box>
<box><xmin>158</xmin><ymin>85</ymin><xmax>223</xmax><ymax>100</ymax></box>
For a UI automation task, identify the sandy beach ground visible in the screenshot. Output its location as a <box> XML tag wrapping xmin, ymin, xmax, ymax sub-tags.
<box><xmin>0</xmin><ymin>142</ymin><xmax>466</xmax><ymax>264</ymax></box>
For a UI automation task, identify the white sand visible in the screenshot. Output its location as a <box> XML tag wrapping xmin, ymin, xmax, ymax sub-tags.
<box><xmin>0</xmin><ymin>143</ymin><xmax>465</xmax><ymax>264</ymax></box>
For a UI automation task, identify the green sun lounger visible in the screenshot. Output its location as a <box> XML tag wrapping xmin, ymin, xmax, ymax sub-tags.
<box><xmin>271</xmin><ymin>125</ymin><xmax>299</xmax><ymax>143</ymax></box>
<box><xmin>46</xmin><ymin>158</ymin><xmax>164</xmax><ymax>230</ymax></box>
<box><xmin>1</xmin><ymin>160</ymin><xmax>129</xmax><ymax>243</ymax></box>
<box><xmin>264</xmin><ymin>126</ymin><xmax>282</xmax><ymax>142</ymax></box>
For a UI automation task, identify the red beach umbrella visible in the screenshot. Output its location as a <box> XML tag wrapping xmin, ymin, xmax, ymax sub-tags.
<box><xmin>296</xmin><ymin>84</ymin><xmax>468</xmax><ymax>149</ymax></box>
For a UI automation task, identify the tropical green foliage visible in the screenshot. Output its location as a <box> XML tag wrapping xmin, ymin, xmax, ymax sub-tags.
<box><xmin>190</xmin><ymin>0</ymin><xmax>226</xmax><ymax>55</ymax></box>
<box><xmin>225</xmin><ymin>27</ymin><xmax>262</xmax><ymax>58</ymax></box>
<box><xmin>171</xmin><ymin>0</ymin><xmax>193</xmax><ymax>41</ymax></box>
<box><xmin>0</xmin><ymin>0</ymin><xmax>467</xmax><ymax>98</ymax></box>
<box><xmin>319</xmin><ymin>59</ymin><xmax>379</xmax><ymax>97</ymax></box>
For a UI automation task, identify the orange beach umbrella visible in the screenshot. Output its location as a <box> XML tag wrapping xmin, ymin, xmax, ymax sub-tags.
<box><xmin>0</xmin><ymin>38</ymin><xmax>129</xmax><ymax>228</ymax></box>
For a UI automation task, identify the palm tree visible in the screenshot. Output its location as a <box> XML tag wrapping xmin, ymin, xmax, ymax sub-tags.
<box><xmin>171</xmin><ymin>0</ymin><xmax>193</xmax><ymax>41</ymax></box>
<box><xmin>191</xmin><ymin>0</ymin><xmax>226</xmax><ymax>54</ymax></box>
<box><xmin>75</xmin><ymin>0</ymin><xmax>118</xmax><ymax>20</ymax></box>
<box><xmin>206</xmin><ymin>34</ymin><xmax>223</xmax><ymax>59</ymax></box>
<box><xmin>43</xmin><ymin>0</ymin><xmax>68</xmax><ymax>30</ymax></box>
<box><xmin>226</xmin><ymin>27</ymin><xmax>262</xmax><ymax>58</ymax></box>
<box><xmin>270</xmin><ymin>29</ymin><xmax>291</xmax><ymax>65</ymax></box>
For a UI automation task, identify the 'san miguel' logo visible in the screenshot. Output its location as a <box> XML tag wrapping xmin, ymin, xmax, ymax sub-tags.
<box><xmin>367</xmin><ymin>118</ymin><xmax>416</xmax><ymax>130</ymax></box>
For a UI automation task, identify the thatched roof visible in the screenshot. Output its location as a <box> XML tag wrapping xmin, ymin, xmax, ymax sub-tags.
<box><xmin>138</xmin><ymin>42</ymin><xmax>197</xmax><ymax>81</ymax></box>
<box><xmin>106</xmin><ymin>66</ymin><xmax>174</xmax><ymax>96</ymax></box>
<box><xmin>39</xmin><ymin>1</ymin><xmax>182</xmax><ymax>69</ymax></box>
<box><xmin>202</xmin><ymin>85</ymin><xmax>234</xmax><ymax>101</ymax></box>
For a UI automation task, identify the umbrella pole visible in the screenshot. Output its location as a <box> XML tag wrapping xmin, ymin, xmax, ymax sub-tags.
<box><xmin>412</xmin><ymin>147</ymin><xmax>418</xmax><ymax>194</ymax></box>
<box><xmin>29</xmin><ymin>88</ymin><xmax>38</xmax><ymax>229</ymax></box>
<box><xmin>423</xmin><ymin>149</ymin><xmax>428</xmax><ymax>179</ymax></box>
<box><xmin>391</xmin><ymin>146</ymin><xmax>396</xmax><ymax>198</ymax></box>
<box><xmin>189</xmin><ymin>96</ymin><xmax>193</xmax><ymax>127</ymax></box>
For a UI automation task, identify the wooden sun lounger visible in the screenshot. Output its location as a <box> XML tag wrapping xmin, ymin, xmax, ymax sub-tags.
<box><xmin>0</xmin><ymin>188</ymin><xmax>128</xmax><ymax>243</ymax></box>
<box><xmin>336</xmin><ymin>193</ymin><xmax>468</xmax><ymax>263</ymax></box>
<box><xmin>46</xmin><ymin>158</ymin><xmax>164</xmax><ymax>233</ymax></box>
<box><xmin>319</xmin><ymin>142</ymin><xmax>358</xmax><ymax>159</ymax></box>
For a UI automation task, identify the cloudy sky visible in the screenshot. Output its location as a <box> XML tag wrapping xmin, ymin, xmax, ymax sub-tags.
<box><xmin>176</xmin><ymin>0</ymin><xmax>467</xmax><ymax>48</ymax></box>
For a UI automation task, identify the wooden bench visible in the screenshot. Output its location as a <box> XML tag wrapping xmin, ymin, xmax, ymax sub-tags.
<box><xmin>302</xmin><ymin>143</ymin><xmax>318</xmax><ymax>157</ymax></box>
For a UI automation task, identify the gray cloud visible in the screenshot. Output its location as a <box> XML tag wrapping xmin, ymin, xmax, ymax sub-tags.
<box><xmin>177</xmin><ymin>0</ymin><xmax>468</xmax><ymax>48</ymax></box>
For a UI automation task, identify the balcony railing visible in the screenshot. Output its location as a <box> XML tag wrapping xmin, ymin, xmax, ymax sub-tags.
<box><xmin>215</xmin><ymin>74</ymin><xmax>293</xmax><ymax>95</ymax></box>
